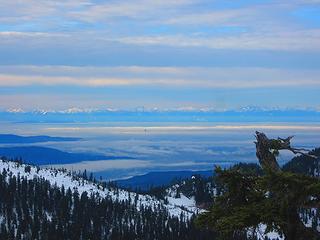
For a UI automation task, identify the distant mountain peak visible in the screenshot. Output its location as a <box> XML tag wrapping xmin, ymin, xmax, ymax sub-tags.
<box><xmin>7</xmin><ymin>108</ymin><xmax>25</xmax><ymax>113</ymax></box>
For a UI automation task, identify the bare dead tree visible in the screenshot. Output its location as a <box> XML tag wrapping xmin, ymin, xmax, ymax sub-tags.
<box><xmin>255</xmin><ymin>131</ymin><xmax>316</xmax><ymax>172</ymax></box>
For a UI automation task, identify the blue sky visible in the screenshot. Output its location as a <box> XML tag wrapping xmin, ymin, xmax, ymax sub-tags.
<box><xmin>0</xmin><ymin>0</ymin><xmax>320</xmax><ymax>111</ymax></box>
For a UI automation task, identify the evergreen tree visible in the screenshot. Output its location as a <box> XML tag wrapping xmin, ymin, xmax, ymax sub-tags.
<box><xmin>196</xmin><ymin>132</ymin><xmax>320</xmax><ymax>240</ymax></box>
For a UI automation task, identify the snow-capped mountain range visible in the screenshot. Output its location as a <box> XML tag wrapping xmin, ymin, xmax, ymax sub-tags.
<box><xmin>2</xmin><ymin>106</ymin><xmax>320</xmax><ymax>124</ymax></box>
<box><xmin>4</xmin><ymin>106</ymin><xmax>320</xmax><ymax>114</ymax></box>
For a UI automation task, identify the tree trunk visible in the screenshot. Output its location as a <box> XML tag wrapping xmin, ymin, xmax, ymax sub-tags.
<box><xmin>283</xmin><ymin>210</ymin><xmax>320</xmax><ymax>240</ymax></box>
<box><xmin>255</xmin><ymin>131</ymin><xmax>281</xmax><ymax>172</ymax></box>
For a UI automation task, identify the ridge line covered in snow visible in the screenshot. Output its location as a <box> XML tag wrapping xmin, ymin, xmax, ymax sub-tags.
<box><xmin>0</xmin><ymin>159</ymin><xmax>201</xmax><ymax>219</ymax></box>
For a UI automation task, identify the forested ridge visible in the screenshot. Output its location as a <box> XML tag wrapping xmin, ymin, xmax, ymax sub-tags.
<box><xmin>0</xmin><ymin>161</ymin><xmax>213</xmax><ymax>240</ymax></box>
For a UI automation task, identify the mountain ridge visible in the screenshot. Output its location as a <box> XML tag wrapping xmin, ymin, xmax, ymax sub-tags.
<box><xmin>0</xmin><ymin>158</ymin><xmax>202</xmax><ymax>219</ymax></box>
<box><xmin>0</xmin><ymin>134</ymin><xmax>80</xmax><ymax>143</ymax></box>
<box><xmin>0</xmin><ymin>146</ymin><xmax>134</xmax><ymax>165</ymax></box>
<box><xmin>116</xmin><ymin>170</ymin><xmax>214</xmax><ymax>190</ymax></box>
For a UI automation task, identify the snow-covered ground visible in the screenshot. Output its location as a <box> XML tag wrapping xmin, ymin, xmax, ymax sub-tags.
<box><xmin>0</xmin><ymin>159</ymin><xmax>201</xmax><ymax>219</ymax></box>
<box><xmin>165</xmin><ymin>183</ymin><xmax>205</xmax><ymax>217</ymax></box>
<box><xmin>253</xmin><ymin>224</ymin><xmax>284</xmax><ymax>240</ymax></box>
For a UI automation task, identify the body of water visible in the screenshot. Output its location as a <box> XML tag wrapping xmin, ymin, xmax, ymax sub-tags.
<box><xmin>0</xmin><ymin>122</ymin><xmax>319</xmax><ymax>180</ymax></box>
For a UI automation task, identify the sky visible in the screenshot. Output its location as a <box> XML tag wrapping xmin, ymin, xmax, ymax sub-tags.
<box><xmin>0</xmin><ymin>0</ymin><xmax>320</xmax><ymax>111</ymax></box>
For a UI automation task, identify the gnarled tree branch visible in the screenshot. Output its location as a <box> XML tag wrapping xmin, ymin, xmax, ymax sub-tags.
<box><xmin>255</xmin><ymin>131</ymin><xmax>317</xmax><ymax>173</ymax></box>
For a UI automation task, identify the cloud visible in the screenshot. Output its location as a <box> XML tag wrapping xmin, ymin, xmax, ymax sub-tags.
<box><xmin>163</xmin><ymin>8</ymin><xmax>254</xmax><ymax>26</ymax></box>
<box><xmin>0</xmin><ymin>94</ymin><xmax>119</xmax><ymax>110</ymax></box>
<box><xmin>115</xmin><ymin>29</ymin><xmax>320</xmax><ymax>51</ymax></box>
<box><xmin>291</xmin><ymin>0</ymin><xmax>320</xmax><ymax>4</ymax></box>
<box><xmin>44</xmin><ymin>125</ymin><xmax>320</xmax><ymax>135</ymax></box>
<box><xmin>68</xmin><ymin>0</ymin><xmax>197</xmax><ymax>22</ymax></box>
<box><xmin>1</xmin><ymin>0</ymin><xmax>320</xmax><ymax>52</ymax></box>
<box><xmin>0</xmin><ymin>1</ymin><xmax>319</xmax><ymax>110</ymax></box>
<box><xmin>0</xmin><ymin>31</ymin><xmax>65</xmax><ymax>38</ymax></box>
<box><xmin>0</xmin><ymin>0</ymin><xmax>92</xmax><ymax>23</ymax></box>
<box><xmin>0</xmin><ymin>65</ymin><xmax>319</xmax><ymax>88</ymax></box>
<box><xmin>45</xmin><ymin>159</ymin><xmax>151</xmax><ymax>172</ymax></box>
<box><xmin>44</xmin><ymin>159</ymin><xmax>211</xmax><ymax>172</ymax></box>
<box><xmin>1</xmin><ymin>27</ymin><xmax>320</xmax><ymax>51</ymax></box>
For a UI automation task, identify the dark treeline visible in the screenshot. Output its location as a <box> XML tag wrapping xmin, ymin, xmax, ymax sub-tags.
<box><xmin>0</xmin><ymin>167</ymin><xmax>213</xmax><ymax>240</ymax></box>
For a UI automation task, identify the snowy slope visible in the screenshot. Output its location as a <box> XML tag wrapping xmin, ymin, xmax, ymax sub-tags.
<box><xmin>0</xmin><ymin>159</ymin><xmax>200</xmax><ymax>219</ymax></box>
<box><xmin>250</xmin><ymin>224</ymin><xmax>283</xmax><ymax>240</ymax></box>
<box><xmin>165</xmin><ymin>183</ymin><xmax>204</xmax><ymax>216</ymax></box>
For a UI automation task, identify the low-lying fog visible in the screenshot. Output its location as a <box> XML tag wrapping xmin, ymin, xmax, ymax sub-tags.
<box><xmin>1</xmin><ymin>122</ymin><xmax>319</xmax><ymax>180</ymax></box>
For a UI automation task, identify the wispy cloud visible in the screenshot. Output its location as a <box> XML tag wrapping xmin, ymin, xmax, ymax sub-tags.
<box><xmin>0</xmin><ymin>31</ymin><xmax>66</xmax><ymax>38</ymax></box>
<box><xmin>45</xmin><ymin>159</ymin><xmax>151</xmax><ymax>172</ymax></box>
<box><xmin>163</xmin><ymin>8</ymin><xmax>254</xmax><ymax>26</ymax></box>
<box><xmin>68</xmin><ymin>0</ymin><xmax>197</xmax><ymax>22</ymax></box>
<box><xmin>1</xmin><ymin>28</ymin><xmax>320</xmax><ymax>52</ymax></box>
<box><xmin>1</xmin><ymin>0</ymin><xmax>320</xmax><ymax>51</ymax></box>
<box><xmin>0</xmin><ymin>65</ymin><xmax>319</xmax><ymax>88</ymax></box>
<box><xmin>0</xmin><ymin>0</ymin><xmax>91</xmax><ymax>23</ymax></box>
<box><xmin>115</xmin><ymin>29</ymin><xmax>320</xmax><ymax>51</ymax></box>
<box><xmin>45</xmin><ymin>159</ymin><xmax>211</xmax><ymax>172</ymax></box>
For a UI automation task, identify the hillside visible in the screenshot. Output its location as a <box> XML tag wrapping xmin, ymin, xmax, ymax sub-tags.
<box><xmin>0</xmin><ymin>152</ymin><xmax>319</xmax><ymax>239</ymax></box>
<box><xmin>116</xmin><ymin>170</ymin><xmax>213</xmax><ymax>190</ymax></box>
<box><xmin>0</xmin><ymin>158</ymin><xmax>212</xmax><ymax>239</ymax></box>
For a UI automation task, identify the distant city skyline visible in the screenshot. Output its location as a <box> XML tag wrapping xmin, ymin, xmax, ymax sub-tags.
<box><xmin>0</xmin><ymin>0</ymin><xmax>319</xmax><ymax>110</ymax></box>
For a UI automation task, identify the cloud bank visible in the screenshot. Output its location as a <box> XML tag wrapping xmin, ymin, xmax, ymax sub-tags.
<box><xmin>0</xmin><ymin>65</ymin><xmax>319</xmax><ymax>88</ymax></box>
